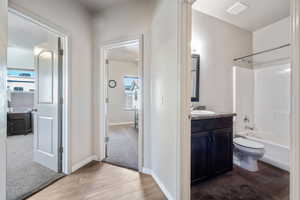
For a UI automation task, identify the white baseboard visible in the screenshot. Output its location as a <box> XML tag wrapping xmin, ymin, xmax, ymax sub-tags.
<box><xmin>142</xmin><ymin>168</ymin><xmax>174</xmax><ymax>200</ymax></box>
<box><xmin>109</xmin><ymin>122</ymin><xmax>134</xmax><ymax>126</ymax></box>
<box><xmin>142</xmin><ymin>168</ymin><xmax>152</xmax><ymax>175</ymax></box>
<box><xmin>71</xmin><ymin>155</ymin><xmax>97</xmax><ymax>173</ymax></box>
<box><xmin>261</xmin><ymin>156</ymin><xmax>290</xmax><ymax>172</ymax></box>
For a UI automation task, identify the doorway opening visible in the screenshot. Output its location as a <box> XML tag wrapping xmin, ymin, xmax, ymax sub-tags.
<box><xmin>101</xmin><ymin>37</ymin><xmax>143</xmax><ymax>171</ymax></box>
<box><xmin>190</xmin><ymin>0</ymin><xmax>290</xmax><ymax>199</ymax></box>
<box><xmin>6</xmin><ymin>9</ymin><xmax>68</xmax><ymax>200</ymax></box>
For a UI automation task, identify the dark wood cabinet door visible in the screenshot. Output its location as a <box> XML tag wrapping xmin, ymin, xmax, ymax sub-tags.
<box><xmin>212</xmin><ymin>128</ymin><xmax>233</xmax><ymax>175</ymax></box>
<box><xmin>7</xmin><ymin>113</ymin><xmax>32</xmax><ymax>136</ymax></box>
<box><xmin>191</xmin><ymin>131</ymin><xmax>212</xmax><ymax>184</ymax></box>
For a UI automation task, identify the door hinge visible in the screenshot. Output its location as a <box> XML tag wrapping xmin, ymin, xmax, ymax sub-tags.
<box><xmin>105</xmin><ymin>97</ymin><xmax>109</xmax><ymax>103</ymax></box>
<box><xmin>59</xmin><ymin>146</ymin><xmax>64</xmax><ymax>153</ymax></box>
<box><xmin>106</xmin><ymin>59</ymin><xmax>109</xmax><ymax>64</ymax></box>
<box><xmin>105</xmin><ymin>137</ymin><xmax>109</xmax><ymax>143</ymax></box>
<box><xmin>60</xmin><ymin>97</ymin><xmax>64</xmax><ymax>104</ymax></box>
<box><xmin>59</xmin><ymin>49</ymin><xmax>64</xmax><ymax>56</ymax></box>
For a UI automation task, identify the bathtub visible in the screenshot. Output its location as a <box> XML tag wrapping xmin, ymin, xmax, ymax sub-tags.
<box><xmin>237</xmin><ymin>131</ymin><xmax>290</xmax><ymax>171</ymax></box>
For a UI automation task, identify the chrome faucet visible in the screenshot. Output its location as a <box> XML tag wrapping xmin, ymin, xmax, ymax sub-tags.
<box><xmin>245</xmin><ymin>125</ymin><xmax>255</xmax><ymax>131</ymax></box>
<box><xmin>243</xmin><ymin>116</ymin><xmax>250</xmax><ymax>123</ymax></box>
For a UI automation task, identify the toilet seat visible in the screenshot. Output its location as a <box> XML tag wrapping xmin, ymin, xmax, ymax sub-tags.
<box><xmin>234</xmin><ymin>137</ymin><xmax>264</xmax><ymax>149</ymax></box>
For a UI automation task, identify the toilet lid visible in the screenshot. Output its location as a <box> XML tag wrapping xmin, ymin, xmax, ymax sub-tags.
<box><xmin>234</xmin><ymin>138</ymin><xmax>264</xmax><ymax>149</ymax></box>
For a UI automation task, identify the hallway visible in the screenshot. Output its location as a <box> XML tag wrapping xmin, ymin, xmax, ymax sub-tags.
<box><xmin>27</xmin><ymin>162</ymin><xmax>166</xmax><ymax>200</ymax></box>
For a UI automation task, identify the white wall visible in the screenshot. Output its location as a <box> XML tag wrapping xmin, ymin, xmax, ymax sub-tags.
<box><xmin>92</xmin><ymin>0</ymin><xmax>156</xmax><ymax>168</ymax></box>
<box><xmin>108</xmin><ymin>60</ymin><xmax>138</xmax><ymax>124</ymax></box>
<box><xmin>7</xmin><ymin>47</ymin><xmax>34</xmax><ymax>69</ymax></box>
<box><xmin>150</xmin><ymin>0</ymin><xmax>179</xmax><ymax>198</ymax></box>
<box><xmin>9</xmin><ymin>0</ymin><xmax>94</xmax><ymax>168</ymax></box>
<box><xmin>192</xmin><ymin>10</ymin><xmax>252</xmax><ymax>112</ymax></box>
<box><xmin>253</xmin><ymin>17</ymin><xmax>290</xmax><ymax>66</ymax></box>
<box><xmin>253</xmin><ymin>17</ymin><xmax>290</xmax><ymax>52</ymax></box>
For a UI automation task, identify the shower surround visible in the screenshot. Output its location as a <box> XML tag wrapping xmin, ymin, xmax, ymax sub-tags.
<box><xmin>234</xmin><ymin>62</ymin><xmax>291</xmax><ymax>171</ymax></box>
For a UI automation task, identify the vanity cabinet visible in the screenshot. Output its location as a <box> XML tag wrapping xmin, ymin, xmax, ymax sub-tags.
<box><xmin>191</xmin><ymin>117</ymin><xmax>233</xmax><ymax>185</ymax></box>
<box><xmin>191</xmin><ymin>131</ymin><xmax>211</xmax><ymax>182</ymax></box>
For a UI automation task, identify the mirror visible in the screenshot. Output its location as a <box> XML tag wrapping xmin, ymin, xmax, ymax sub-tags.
<box><xmin>191</xmin><ymin>54</ymin><xmax>200</xmax><ymax>102</ymax></box>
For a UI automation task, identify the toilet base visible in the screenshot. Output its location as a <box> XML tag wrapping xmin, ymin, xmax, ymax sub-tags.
<box><xmin>234</xmin><ymin>155</ymin><xmax>259</xmax><ymax>172</ymax></box>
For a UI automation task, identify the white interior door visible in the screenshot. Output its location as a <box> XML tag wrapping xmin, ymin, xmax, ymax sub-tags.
<box><xmin>33</xmin><ymin>36</ymin><xmax>61</xmax><ymax>172</ymax></box>
<box><xmin>0</xmin><ymin>0</ymin><xmax>7</xmax><ymax>199</ymax></box>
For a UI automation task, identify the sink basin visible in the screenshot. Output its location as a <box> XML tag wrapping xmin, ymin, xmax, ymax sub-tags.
<box><xmin>191</xmin><ymin>110</ymin><xmax>216</xmax><ymax>116</ymax></box>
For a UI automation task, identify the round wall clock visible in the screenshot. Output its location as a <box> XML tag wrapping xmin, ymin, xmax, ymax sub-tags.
<box><xmin>108</xmin><ymin>80</ymin><xmax>117</xmax><ymax>88</ymax></box>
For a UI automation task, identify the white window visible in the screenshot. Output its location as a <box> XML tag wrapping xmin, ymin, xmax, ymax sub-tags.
<box><xmin>123</xmin><ymin>76</ymin><xmax>138</xmax><ymax>110</ymax></box>
<box><xmin>7</xmin><ymin>69</ymin><xmax>35</xmax><ymax>92</ymax></box>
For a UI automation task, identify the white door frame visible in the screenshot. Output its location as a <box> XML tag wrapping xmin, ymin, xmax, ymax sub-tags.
<box><xmin>177</xmin><ymin>0</ymin><xmax>193</xmax><ymax>199</ymax></box>
<box><xmin>0</xmin><ymin>1</ymin><xmax>8</xmax><ymax>199</ymax></box>
<box><xmin>7</xmin><ymin>3</ymin><xmax>72</xmax><ymax>174</ymax></box>
<box><xmin>290</xmin><ymin>0</ymin><xmax>300</xmax><ymax>199</ymax></box>
<box><xmin>178</xmin><ymin>0</ymin><xmax>300</xmax><ymax>199</ymax></box>
<box><xmin>99</xmin><ymin>35</ymin><xmax>144</xmax><ymax>172</ymax></box>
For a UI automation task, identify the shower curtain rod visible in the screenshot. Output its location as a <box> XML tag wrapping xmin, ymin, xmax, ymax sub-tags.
<box><xmin>233</xmin><ymin>43</ymin><xmax>291</xmax><ymax>62</ymax></box>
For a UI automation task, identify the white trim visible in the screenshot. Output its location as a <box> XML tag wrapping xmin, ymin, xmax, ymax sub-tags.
<box><xmin>98</xmin><ymin>35</ymin><xmax>144</xmax><ymax>172</ymax></box>
<box><xmin>71</xmin><ymin>155</ymin><xmax>97</xmax><ymax>173</ymax></box>
<box><xmin>109</xmin><ymin>122</ymin><xmax>134</xmax><ymax>126</ymax></box>
<box><xmin>260</xmin><ymin>157</ymin><xmax>290</xmax><ymax>172</ymax></box>
<box><xmin>142</xmin><ymin>167</ymin><xmax>152</xmax><ymax>175</ymax></box>
<box><xmin>8</xmin><ymin>2</ymin><xmax>70</xmax><ymax>37</ymax></box>
<box><xmin>108</xmin><ymin>58</ymin><xmax>139</xmax><ymax>64</ymax></box>
<box><xmin>8</xmin><ymin>4</ymin><xmax>72</xmax><ymax>174</ymax></box>
<box><xmin>290</xmin><ymin>0</ymin><xmax>300</xmax><ymax>199</ymax></box>
<box><xmin>177</xmin><ymin>0</ymin><xmax>193</xmax><ymax>200</ymax></box>
<box><xmin>0</xmin><ymin>2</ymin><xmax>8</xmax><ymax>200</ymax></box>
<box><xmin>152</xmin><ymin>171</ymin><xmax>174</xmax><ymax>200</ymax></box>
<box><xmin>141</xmin><ymin>168</ymin><xmax>174</xmax><ymax>200</ymax></box>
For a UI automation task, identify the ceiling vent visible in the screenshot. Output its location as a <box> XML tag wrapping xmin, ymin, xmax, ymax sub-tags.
<box><xmin>226</xmin><ymin>2</ymin><xmax>248</xmax><ymax>15</ymax></box>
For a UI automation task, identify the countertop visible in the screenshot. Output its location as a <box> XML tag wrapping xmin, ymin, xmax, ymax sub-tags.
<box><xmin>7</xmin><ymin>107</ymin><xmax>32</xmax><ymax>114</ymax></box>
<box><xmin>191</xmin><ymin>112</ymin><xmax>236</xmax><ymax>120</ymax></box>
<box><xmin>7</xmin><ymin>111</ymin><xmax>32</xmax><ymax>114</ymax></box>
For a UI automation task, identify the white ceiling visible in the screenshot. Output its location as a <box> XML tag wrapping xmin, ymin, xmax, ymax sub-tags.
<box><xmin>108</xmin><ymin>44</ymin><xmax>139</xmax><ymax>63</ymax></box>
<box><xmin>77</xmin><ymin>0</ymin><xmax>138</xmax><ymax>13</ymax></box>
<box><xmin>8</xmin><ymin>12</ymin><xmax>49</xmax><ymax>50</ymax></box>
<box><xmin>193</xmin><ymin>0</ymin><xmax>290</xmax><ymax>31</ymax></box>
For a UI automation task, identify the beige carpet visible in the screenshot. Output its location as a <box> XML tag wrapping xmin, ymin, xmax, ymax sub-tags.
<box><xmin>7</xmin><ymin>134</ymin><xmax>63</xmax><ymax>200</ymax></box>
<box><xmin>105</xmin><ymin>125</ymin><xmax>138</xmax><ymax>170</ymax></box>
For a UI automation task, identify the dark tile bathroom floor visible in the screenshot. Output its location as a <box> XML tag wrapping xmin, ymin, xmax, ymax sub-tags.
<box><xmin>191</xmin><ymin>162</ymin><xmax>289</xmax><ymax>200</ymax></box>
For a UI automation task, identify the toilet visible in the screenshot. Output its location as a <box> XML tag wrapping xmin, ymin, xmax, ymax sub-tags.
<box><xmin>233</xmin><ymin>137</ymin><xmax>265</xmax><ymax>172</ymax></box>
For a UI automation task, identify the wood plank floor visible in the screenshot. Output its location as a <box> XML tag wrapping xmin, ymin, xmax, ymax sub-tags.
<box><xmin>191</xmin><ymin>162</ymin><xmax>289</xmax><ymax>200</ymax></box>
<box><xmin>27</xmin><ymin>161</ymin><xmax>288</xmax><ymax>200</ymax></box>
<box><xmin>27</xmin><ymin>162</ymin><xmax>166</xmax><ymax>200</ymax></box>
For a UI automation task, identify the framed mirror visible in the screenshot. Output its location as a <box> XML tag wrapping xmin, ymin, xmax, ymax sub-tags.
<box><xmin>191</xmin><ymin>54</ymin><xmax>200</xmax><ymax>102</ymax></box>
